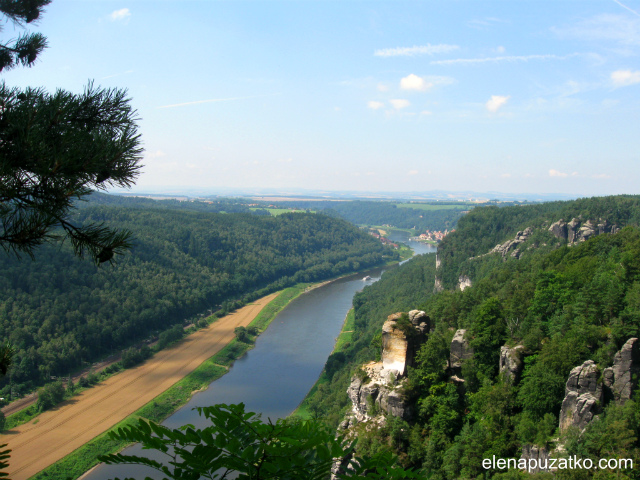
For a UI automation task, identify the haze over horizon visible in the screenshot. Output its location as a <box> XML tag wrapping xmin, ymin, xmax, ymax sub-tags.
<box><xmin>4</xmin><ymin>0</ymin><xmax>639</xmax><ymax>197</ymax></box>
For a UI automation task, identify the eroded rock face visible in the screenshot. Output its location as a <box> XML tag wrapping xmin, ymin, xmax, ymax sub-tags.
<box><xmin>548</xmin><ymin>219</ymin><xmax>568</xmax><ymax>241</ymax></box>
<box><xmin>487</xmin><ymin>227</ymin><xmax>534</xmax><ymax>261</ymax></box>
<box><xmin>499</xmin><ymin>345</ymin><xmax>525</xmax><ymax>382</ymax></box>
<box><xmin>549</xmin><ymin>217</ymin><xmax>618</xmax><ymax>244</ymax></box>
<box><xmin>603</xmin><ymin>338</ymin><xmax>639</xmax><ymax>405</ymax></box>
<box><xmin>458</xmin><ymin>275</ymin><xmax>472</xmax><ymax>291</ymax></box>
<box><xmin>559</xmin><ymin>360</ymin><xmax>602</xmax><ymax>433</ymax></box>
<box><xmin>434</xmin><ymin>276</ymin><xmax>444</xmax><ymax>293</ymax></box>
<box><xmin>521</xmin><ymin>445</ymin><xmax>552</xmax><ymax>474</ymax></box>
<box><xmin>450</xmin><ymin>329</ymin><xmax>473</xmax><ymax>370</ymax></box>
<box><xmin>347</xmin><ymin>312</ymin><xmax>428</xmax><ymax>423</ymax></box>
<box><xmin>382</xmin><ymin>315</ymin><xmax>410</xmax><ymax>375</ymax></box>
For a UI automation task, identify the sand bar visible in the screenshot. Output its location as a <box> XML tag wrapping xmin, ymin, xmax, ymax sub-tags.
<box><xmin>2</xmin><ymin>292</ymin><xmax>280</xmax><ymax>480</ymax></box>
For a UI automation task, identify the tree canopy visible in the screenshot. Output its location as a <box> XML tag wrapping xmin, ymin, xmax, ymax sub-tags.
<box><xmin>0</xmin><ymin>1</ymin><xmax>143</xmax><ymax>264</ymax></box>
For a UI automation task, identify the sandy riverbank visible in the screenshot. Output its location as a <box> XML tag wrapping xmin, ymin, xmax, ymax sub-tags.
<box><xmin>2</xmin><ymin>292</ymin><xmax>279</xmax><ymax>480</ymax></box>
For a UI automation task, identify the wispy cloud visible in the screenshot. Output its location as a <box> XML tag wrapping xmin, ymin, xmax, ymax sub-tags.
<box><xmin>611</xmin><ymin>69</ymin><xmax>640</xmax><ymax>86</ymax></box>
<box><xmin>158</xmin><ymin>93</ymin><xmax>281</xmax><ymax>109</ymax></box>
<box><xmin>110</xmin><ymin>8</ymin><xmax>131</xmax><ymax>22</ymax></box>
<box><xmin>389</xmin><ymin>99</ymin><xmax>410</xmax><ymax>109</ymax></box>
<box><xmin>408</xmin><ymin>170</ymin><xmax>419</xmax><ymax>175</ymax></box>
<box><xmin>374</xmin><ymin>44</ymin><xmax>459</xmax><ymax>57</ymax></box>
<box><xmin>467</xmin><ymin>17</ymin><xmax>509</xmax><ymax>30</ymax></box>
<box><xmin>486</xmin><ymin>95</ymin><xmax>510</xmax><ymax>112</ymax></box>
<box><xmin>368</xmin><ymin>101</ymin><xmax>384</xmax><ymax>110</ymax></box>
<box><xmin>431</xmin><ymin>53</ymin><xmax>582</xmax><ymax>66</ymax></box>
<box><xmin>101</xmin><ymin>69</ymin><xmax>134</xmax><ymax>80</ymax></box>
<box><xmin>612</xmin><ymin>0</ymin><xmax>640</xmax><ymax>18</ymax></box>
<box><xmin>549</xmin><ymin>169</ymin><xmax>570</xmax><ymax>177</ymax></box>
<box><xmin>552</xmin><ymin>14</ymin><xmax>640</xmax><ymax>46</ymax></box>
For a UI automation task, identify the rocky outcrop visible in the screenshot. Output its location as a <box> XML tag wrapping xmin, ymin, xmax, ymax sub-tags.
<box><xmin>346</xmin><ymin>312</ymin><xmax>428</xmax><ymax>423</ymax></box>
<box><xmin>487</xmin><ymin>227</ymin><xmax>534</xmax><ymax>261</ymax></box>
<box><xmin>520</xmin><ymin>444</ymin><xmax>552</xmax><ymax>473</ymax></box>
<box><xmin>603</xmin><ymin>338</ymin><xmax>639</xmax><ymax>405</ymax></box>
<box><xmin>458</xmin><ymin>275</ymin><xmax>472</xmax><ymax>291</ymax></box>
<box><xmin>549</xmin><ymin>217</ymin><xmax>621</xmax><ymax>244</ymax></box>
<box><xmin>559</xmin><ymin>360</ymin><xmax>602</xmax><ymax>433</ymax></box>
<box><xmin>450</xmin><ymin>329</ymin><xmax>473</xmax><ymax>371</ymax></box>
<box><xmin>499</xmin><ymin>345</ymin><xmax>525</xmax><ymax>383</ymax></box>
<box><xmin>434</xmin><ymin>276</ymin><xmax>444</xmax><ymax>293</ymax></box>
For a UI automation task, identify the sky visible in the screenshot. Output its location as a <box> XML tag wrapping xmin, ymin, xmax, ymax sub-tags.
<box><xmin>2</xmin><ymin>0</ymin><xmax>640</xmax><ymax>198</ymax></box>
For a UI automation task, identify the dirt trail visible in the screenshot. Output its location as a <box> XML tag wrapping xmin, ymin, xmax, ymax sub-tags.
<box><xmin>2</xmin><ymin>293</ymin><xmax>279</xmax><ymax>480</ymax></box>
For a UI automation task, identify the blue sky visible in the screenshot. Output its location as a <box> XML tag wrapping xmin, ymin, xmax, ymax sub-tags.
<box><xmin>3</xmin><ymin>0</ymin><xmax>640</xmax><ymax>197</ymax></box>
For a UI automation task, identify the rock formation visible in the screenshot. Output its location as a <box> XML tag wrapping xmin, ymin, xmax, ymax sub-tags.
<box><xmin>457</xmin><ymin>275</ymin><xmax>472</xmax><ymax>291</ymax></box>
<box><xmin>346</xmin><ymin>312</ymin><xmax>428</xmax><ymax>423</ymax></box>
<box><xmin>559</xmin><ymin>360</ymin><xmax>602</xmax><ymax>433</ymax></box>
<box><xmin>487</xmin><ymin>227</ymin><xmax>534</xmax><ymax>261</ymax></box>
<box><xmin>520</xmin><ymin>445</ymin><xmax>552</xmax><ymax>473</ymax></box>
<box><xmin>603</xmin><ymin>338</ymin><xmax>639</xmax><ymax>405</ymax></box>
<box><xmin>499</xmin><ymin>345</ymin><xmax>525</xmax><ymax>383</ymax></box>
<box><xmin>549</xmin><ymin>217</ymin><xmax>621</xmax><ymax>244</ymax></box>
<box><xmin>449</xmin><ymin>329</ymin><xmax>473</xmax><ymax>371</ymax></box>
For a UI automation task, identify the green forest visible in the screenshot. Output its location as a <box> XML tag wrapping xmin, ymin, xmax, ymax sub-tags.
<box><xmin>0</xmin><ymin>194</ymin><xmax>395</xmax><ymax>396</ymax></box>
<box><xmin>271</xmin><ymin>200</ymin><xmax>467</xmax><ymax>232</ymax></box>
<box><xmin>306</xmin><ymin>195</ymin><xmax>640</xmax><ymax>479</ymax></box>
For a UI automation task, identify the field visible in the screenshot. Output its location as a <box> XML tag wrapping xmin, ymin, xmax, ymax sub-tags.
<box><xmin>394</xmin><ymin>202</ymin><xmax>472</xmax><ymax>211</ymax></box>
<box><xmin>2</xmin><ymin>293</ymin><xmax>279</xmax><ymax>480</ymax></box>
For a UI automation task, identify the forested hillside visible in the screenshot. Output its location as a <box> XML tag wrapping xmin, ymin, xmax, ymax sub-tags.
<box><xmin>0</xmin><ymin>197</ymin><xmax>394</xmax><ymax>396</ymax></box>
<box><xmin>274</xmin><ymin>200</ymin><xmax>466</xmax><ymax>232</ymax></box>
<box><xmin>315</xmin><ymin>195</ymin><xmax>640</xmax><ymax>479</ymax></box>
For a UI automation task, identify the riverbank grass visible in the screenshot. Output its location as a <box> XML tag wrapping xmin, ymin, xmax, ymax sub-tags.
<box><xmin>30</xmin><ymin>284</ymin><xmax>312</xmax><ymax>480</ymax></box>
<box><xmin>293</xmin><ymin>308</ymin><xmax>355</xmax><ymax>420</ymax></box>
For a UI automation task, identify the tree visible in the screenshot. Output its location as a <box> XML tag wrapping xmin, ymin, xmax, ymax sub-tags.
<box><xmin>0</xmin><ymin>0</ymin><xmax>50</xmax><ymax>72</ymax></box>
<box><xmin>1</xmin><ymin>2</ymin><xmax>143</xmax><ymax>264</ymax></box>
<box><xmin>99</xmin><ymin>403</ymin><xmax>419</xmax><ymax>480</ymax></box>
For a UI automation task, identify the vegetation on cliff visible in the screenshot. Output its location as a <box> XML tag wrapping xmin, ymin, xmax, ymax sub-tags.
<box><xmin>314</xmin><ymin>195</ymin><xmax>640</xmax><ymax>479</ymax></box>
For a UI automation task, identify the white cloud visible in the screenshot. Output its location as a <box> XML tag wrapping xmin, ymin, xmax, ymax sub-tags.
<box><xmin>431</xmin><ymin>53</ymin><xmax>581</xmax><ymax>66</ymax></box>
<box><xmin>486</xmin><ymin>95</ymin><xmax>510</xmax><ymax>112</ymax></box>
<box><xmin>495</xmin><ymin>46</ymin><xmax>506</xmax><ymax>54</ymax></box>
<box><xmin>420</xmin><ymin>110</ymin><xmax>433</xmax><ymax>116</ymax></box>
<box><xmin>501</xmin><ymin>173</ymin><xmax>512</xmax><ymax>178</ymax></box>
<box><xmin>611</xmin><ymin>69</ymin><xmax>640</xmax><ymax>86</ymax></box>
<box><xmin>110</xmin><ymin>8</ymin><xmax>131</xmax><ymax>22</ymax></box>
<box><xmin>368</xmin><ymin>101</ymin><xmax>384</xmax><ymax>110</ymax></box>
<box><xmin>389</xmin><ymin>99</ymin><xmax>410</xmax><ymax>109</ymax></box>
<box><xmin>400</xmin><ymin>74</ymin><xmax>433</xmax><ymax>92</ymax></box>
<box><xmin>408</xmin><ymin>170</ymin><xmax>419</xmax><ymax>175</ymax></box>
<box><xmin>377</xmin><ymin>83</ymin><xmax>389</xmax><ymax>92</ymax></box>
<box><xmin>277</xmin><ymin>158</ymin><xmax>293</xmax><ymax>163</ymax></box>
<box><xmin>549</xmin><ymin>169</ymin><xmax>569</xmax><ymax>177</ymax></box>
<box><xmin>374</xmin><ymin>44</ymin><xmax>459</xmax><ymax>57</ymax></box>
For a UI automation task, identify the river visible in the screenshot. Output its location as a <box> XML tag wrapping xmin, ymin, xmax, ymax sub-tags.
<box><xmin>82</xmin><ymin>231</ymin><xmax>435</xmax><ymax>479</ymax></box>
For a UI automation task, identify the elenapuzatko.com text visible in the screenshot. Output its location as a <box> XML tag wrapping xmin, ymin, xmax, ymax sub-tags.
<box><xmin>483</xmin><ymin>455</ymin><xmax>634</xmax><ymax>473</ymax></box>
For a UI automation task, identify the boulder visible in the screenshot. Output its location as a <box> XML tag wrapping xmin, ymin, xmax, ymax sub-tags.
<box><xmin>548</xmin><ymin>219</ymin><xmax>568</xmax><ymax>241</ymax></box>
<box><xmin>408</xmin><ymin>310</ymin><xmax>431</xmax><ymax>334</ymax></box>
<box><xmin>577</xmin><ymin>220</ymin><xmax>596</xmax><ymax>242</ymax></box>
<box><xmin>499</xmin><ymin>345</ymin><xmax>525</xmax><ymax>382</ymax></box>
<box><xmin>450</xmin><ymin>329</ymin><xmax>473</xmax><ymax>370</ymax></box>
<box><xmin>603</xmin><ymin>338</ymin><xmax>639</xmax><ymax>405</ymax></box>
<box><xmin>559</xmin><ymin>360</ymin><xmax>602</xmax><ymax>433</ymax></box>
